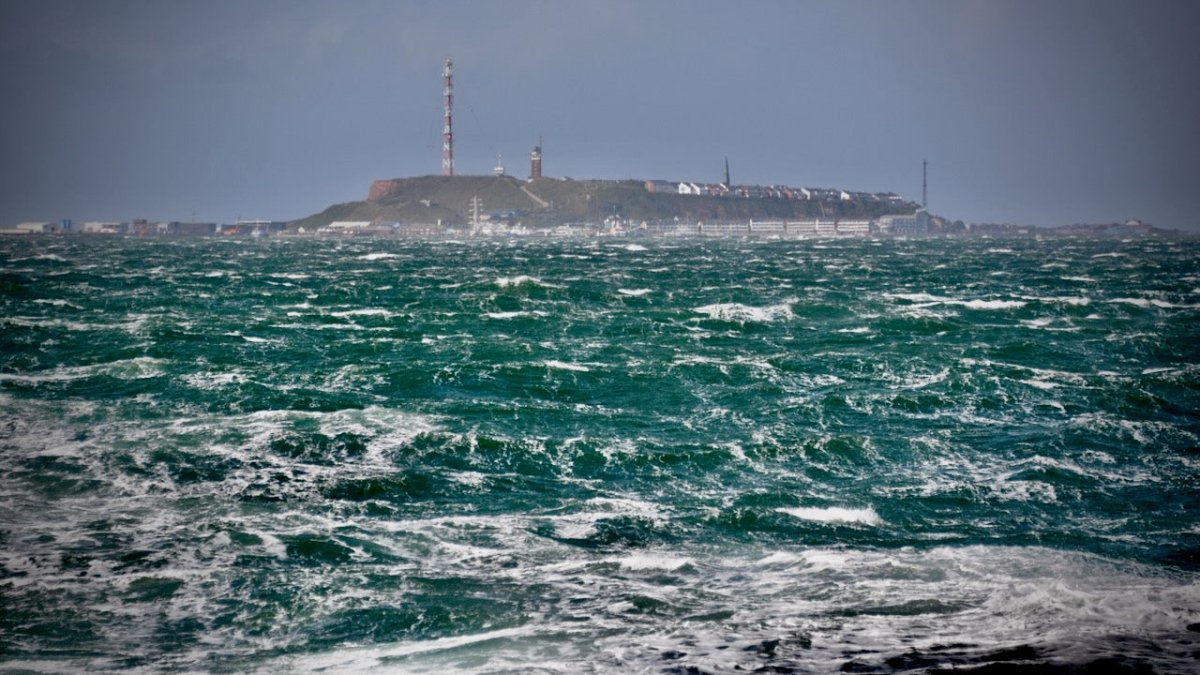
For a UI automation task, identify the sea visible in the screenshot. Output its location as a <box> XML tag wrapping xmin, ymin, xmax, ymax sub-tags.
<box><xmin>1</xmin><ymin>235</ymin><xmax>1198</xmax><ymax>674</ymax></box>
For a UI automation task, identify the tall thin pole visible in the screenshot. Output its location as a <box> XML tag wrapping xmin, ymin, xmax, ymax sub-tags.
<box><xmin>922</xmin><ymin>159</ymin><xmax>927</xmax><ymax>208</ymax></box>
<box><xmin>442</xmin><ymin>57</ymin><xmax>454</xmax><ymax>176</ymax></box>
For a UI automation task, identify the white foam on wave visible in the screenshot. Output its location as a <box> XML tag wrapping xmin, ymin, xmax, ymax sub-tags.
<box><xmin>893</xmin><ymin>368</ymin><xmax>949</xmax><ymax>390</ymax></box>
<box><xmin>0</xmin><ymin>356</ymin><xmax>167</xmax><ymax>385</ymax></box>
<box><xmin>329</xmin><ymin>308</ymin><xmax>396</xmax><ymax>319</ymax></box>
<box><xmin>543</xmin><ymin>360</ymin><xmax>591</xmax><ymax>372</ymax></box>
<box><xmin>618</xmin><ymin>288</ymin><xmax>652</xmax><ymax>297</ymax></box>
<box><xmin>11</xmin><ymin>252</ymin><xmax>70</xmax><ymax>263</ymax></box>
<box><xmin>484</xmin><ymin>310</ymin><xmax>547</xmax><ymax>320</ymax></box>
<box><xmin>224</xmin><ymin>331</ymin><xmax>279</xmax><ymax>344</ymax></box>
<box><xmin>1109</xmin><ymin>297</ymin><xmax>1199</xmax><ymax>309</ymax></box>
<box><xmin>495</xmin><ymin>275</ymin><xmax>563</xmax><ymax>289</ymax></box>
<box><xmin>887</xmin><ymin>292</ymin><xmax>1027</xmax><ymax>310</ymax></box>
<box><xmin>693</xmin><ymin>299</ymin><xmax>795</xmax><ymax>323</ymax></box>
<box><xmin>274</xmin><ymin>626</ymin><xmax>541</xmax><ymax>673</ymax></box>
<box><xmin>615</xmin><ymin>554</ymin><xmax>694</xmax><ymax>571</ymax></box>
<box><xmin>181</xmin><ymin>371</ymin><xmax>248</xmax><ymax>390</ymax></box>
<box><xmin>1069</xmin><ymin>413</ymin><xmax>1198</xmax><ymax>450</ymax></box>
<box><xmin>1020</xmin><ymin>295</ymin><xmax>1091</xmax><ymax>306</ymax></box>
<box><xmin>586</xmin><ymin>496</ymin><xmax>665</xmax><ymax>519</ymax></box>
<box><xmin>272</xmin><ymin>321</ymin><xmax>371</xmax><ymax>331</ymax></box>
<box><xmin>990</xmin><ymin>478</ymin><xmax>1059</xmax><ymax>503</ymax></box>
<box><xmin>754</xmin><ymin>551</ymin><xmax>807</xmax><ymax>566</ymax></box>
<box><xmin>227</xmin><ymin>543</ymin><xmax>1200</xmax><ymax>673</ymax></box>
<box><xmin>358</xmin><ymin>252</ymin><xmax>400</xmax><ymax>261</ymax></box>
<box><xmin>961</xmin><ymin>299</ymin><xmax>1026</xmax><ymax>310</ymax></box>
<box><xmin>544</xmin><ymin>495</ymin><xmax>668</xmax><ymax>540</ymax></box>
<box><xmin>959</xmin><ymin>358</ymin><xmax>1089</xmax><ymax>388</ymax></box>
<box><xmin>776</xmin><ymin>506</ymin><xmax>883</xmax><ymax>526</ymax></box>
<box><xmin>32</xmin><ymin>298</ymin><xmax>82</xmax><ymax>309</ymax></box>
<box><xmin>1</xmin><ymin>315</ymin><xmax>139</xmax><ymax>333</ymax></box>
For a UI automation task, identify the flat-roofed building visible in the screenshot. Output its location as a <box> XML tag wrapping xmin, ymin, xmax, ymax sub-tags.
<box><xmin>80</xmin><ymin>221</ymin><xmax>122</xmax><ymax>234</ymax></box>
<box><xmin>836</xmin><ymin>220</ymin><xmax>871</xmax><ymax>236</ymax></box>
<box><xmin>877</xmin><ymin>210</ymin><xmax>930</xmax><ymax>235</ymax></box>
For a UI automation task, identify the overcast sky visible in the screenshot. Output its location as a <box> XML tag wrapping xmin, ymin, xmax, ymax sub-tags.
<box><xmin>2</xmin><ymin>0</ymin><xmax>1198</xmax><ymax>229</ymax></box>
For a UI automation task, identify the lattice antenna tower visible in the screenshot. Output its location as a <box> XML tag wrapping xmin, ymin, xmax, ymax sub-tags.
<box><xmin>922</xmin><ymin>159</ymin><xmax>928</xmax><ymax>208</ymax></box>
<box><xmin>442</xmin><ymin>57</ymin><xmax>454</xmax><ymax>176</ymax></box>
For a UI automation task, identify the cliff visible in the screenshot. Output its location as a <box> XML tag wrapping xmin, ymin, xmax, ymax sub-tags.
<box><xmin>291</xmin><ymin>175</ymin><xmax>918</xmax><ymax>230</ymax></box>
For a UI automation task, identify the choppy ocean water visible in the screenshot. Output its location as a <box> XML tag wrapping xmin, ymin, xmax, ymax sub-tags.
<box><xmin>1</xmin><ymin>235</ymin><xmax>1198</xmax><ymax>674</ymax></box>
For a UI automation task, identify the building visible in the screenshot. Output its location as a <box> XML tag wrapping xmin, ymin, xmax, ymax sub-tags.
<box><xmin>785</xmin><ymin>220</ymin><xmax>817</xmax><ymax>236</ymax></box>
<box><xmin>529</xmin><ymin>141</ymin><xmax>542</xmax><ymax>180</ymax></box>
<box><xmin>748</xmin><ymin>220</ymin><xmax>784</xmax><ymax>234</ymax></box>
<box><xmin>80</xmin><ymin>221</ymin><xmax>122</xmax><ymax>234</ymax></box>
<box><xmin>11</xmin><ymin>222</ymin><xmax>54</xmax><ymax>233</ymax></box>
<box><xmin>169</xmin><ymin>221</ymin><xmax>217</xmax><ymax>236</ymax></box>
<box><xmin>877</xmin><ymin>210</ymin><xmax>930</xmax><ymax>235</ymax></box>
<box><xmin>836</xmin><ymin>219</ymin><xmax>871</xmax><ymax>236</ymax></box>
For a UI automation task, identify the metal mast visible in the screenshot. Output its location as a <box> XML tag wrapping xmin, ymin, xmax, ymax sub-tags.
<box><xmin>922</xmin><ymin>159</ymin><xmax>927</xmax><ymax>208</ymax></box>
<box><xmin>442</xmin><ymin>57</ymin><xmax>454</xmax><ymax>176</ymax></box>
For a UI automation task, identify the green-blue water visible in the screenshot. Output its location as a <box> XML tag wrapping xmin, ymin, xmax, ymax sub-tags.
<box><xmin>2</xmin><ymin>236</ymin><xmax>1198</xmax><ymax>673</ymax></box>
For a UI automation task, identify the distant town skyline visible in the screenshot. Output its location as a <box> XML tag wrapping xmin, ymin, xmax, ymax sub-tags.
<box><xmin>2</xmin><ymin>0</ymin><xmax>1199</xmax><ymax>230</ymax></box>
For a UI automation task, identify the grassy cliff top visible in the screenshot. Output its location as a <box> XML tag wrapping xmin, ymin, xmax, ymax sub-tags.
<box><xmin>291</xmin><ymin>175</ymin><xmax>918</xmax><ymax>229</ymax></box>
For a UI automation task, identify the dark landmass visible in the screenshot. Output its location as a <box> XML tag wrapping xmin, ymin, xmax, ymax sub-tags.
<box><xmin>8</xmin><ymin>176</ymin><xmax>1188</xmax><ymax>237</ymax></box>
<box><xmin>290</xmin><ymin>175</ymin><xmax>920</xmax><ymax>230</ymax></box>
<box><xmin>948</xmin><ymin>219</ymin><xmax>1184</xmax><ymax>237</ymax></box>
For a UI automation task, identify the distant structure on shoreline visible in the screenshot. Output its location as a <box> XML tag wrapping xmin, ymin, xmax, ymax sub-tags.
<box><xmin>923</xmin><ymin>159</ymin><xmax>928</xmax><ymax>209</ymax></box>
<box><xmin>13</xmin><ymin>60</ymin><xmax>1177</xmax><ymax>238</ymax></box>
<box><xmin>442</xmin><ymin>57</ymin><xmax>454</xmax><ymax>177</ymax></box>
<box><xmin>530</xmin><ymin>138</ymin><xmax>542</xmax><ymax>180</ymax></box>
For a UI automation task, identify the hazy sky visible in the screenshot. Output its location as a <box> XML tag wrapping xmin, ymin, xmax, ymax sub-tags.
<box><xmin>2</xmin><ymin>0</ymin><xmax>1199</xmax><ymax>229</ymax></box>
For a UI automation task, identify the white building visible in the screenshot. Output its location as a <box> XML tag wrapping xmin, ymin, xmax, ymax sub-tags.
<box><xmin>836</xmin><ymin>220</ymin><xmax>871</xmax><ymax>236</ymax></box>
<box><xmin>327</xmin><ymin>221</ymin><xmax>373</xmax><ymax>231</ymax></box>
<box><xmin>785</xmin><ymin>220</ymin><xmax>817</xmax><ymax>236</ymax></box>
<box><xmin>877</xmin><ymin>210</ymin><xmax>930</xmax><ymax>235</ymax></box>
<box><xmin>748</xmin><ymin>220</ymin><xmax>784</xmax><ymax>234</ymax></box>
<box><xmin>81</xmin><ymin>221</ymin><xmax>121</xmax><ymax>234</ymax></box>
<box><xmin>14</xmin><ymin>222</ymin><xmax>53</xmax><ymax>233</ymax></box>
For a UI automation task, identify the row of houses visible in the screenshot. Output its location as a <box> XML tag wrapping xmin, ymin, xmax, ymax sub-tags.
<box><xmin>659</xmin><ymin>211</ymin><xmax>929</xmax><ymax>237</ymax></box>
<box><xmin>1</xmin><ymin>220</ymin><xmax>288</xmax><ymax>236</ymax></box>
<box><xmin>645</xmin><ymin>180</ymin><xmax>907</xmax><ymax>205</ymax></box>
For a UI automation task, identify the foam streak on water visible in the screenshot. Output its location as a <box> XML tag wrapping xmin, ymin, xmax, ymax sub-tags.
<box><xmin>2</xmin><ymin>236</ymin><xmax>1198</xmax><ymax>673</ymax></box>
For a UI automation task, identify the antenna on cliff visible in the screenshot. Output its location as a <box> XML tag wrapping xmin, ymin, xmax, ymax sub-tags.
<box><xmin>442</xmin><ymin>57</ymin><xmax>454</xmax><ymax>176</ymax></box>
<box><xmin>922</xmin><ymin>159</ymin><xmax>928</xmax><ymax>208</ymax></box>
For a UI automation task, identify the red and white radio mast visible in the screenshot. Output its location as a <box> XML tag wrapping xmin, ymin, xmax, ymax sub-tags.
<box><xmin>442</xmin><ymin>57</ymin><xmax>454</xmax><ymax>176</ymax></box>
